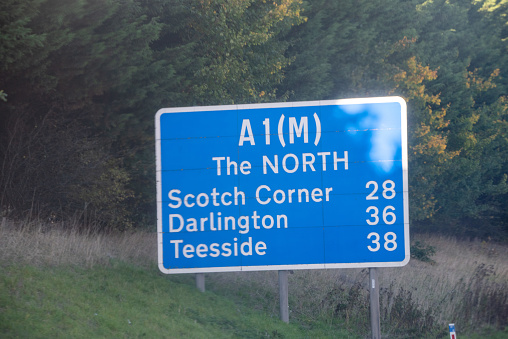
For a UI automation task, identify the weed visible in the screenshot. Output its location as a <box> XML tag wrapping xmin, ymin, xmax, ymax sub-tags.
<box><xmin>411</xmin><ymin>240</ymin><xmax>436</xmax><ymax>264</ymax></box>
<box><xmin>381</xmin><ymin>283</ymin><xmax>437</xmax><ymax>337</ymax></box>
<box><xmin>455</xmin><ymin>263</ymin><xmax>508</xmax><ymax>328</ymax></box>
<box><xmin>1</xmin><ymin>219</ymin><xmax>507</xmax><ymax>337</ymax></box>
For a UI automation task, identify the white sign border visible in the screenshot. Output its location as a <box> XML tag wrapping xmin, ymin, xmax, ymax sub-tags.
<box><xmin>156</xmin><ymin>96</ymin><xmax>409</xmax><ymax>274</ymax></box>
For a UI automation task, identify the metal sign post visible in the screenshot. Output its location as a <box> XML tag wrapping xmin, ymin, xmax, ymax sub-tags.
<box><xmin>278</xmin><ymin>270</ymin><xmax>289</xmax><ymax>323</ymax></box>
<box><xmin>370</xmin><ymin>268</ymin><xmax>381</xmax><ymax>339</ymax></box>
<box><xmin>196</xmin><ymin>273</ymin><xmax>205</xmax><ymax>292</ymax></box>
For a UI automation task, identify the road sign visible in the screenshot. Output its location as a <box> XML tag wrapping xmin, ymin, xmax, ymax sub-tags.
<box><xmin>156</xmin><ymin>97</ymin><xmax>409</xmax><ymax>274</ymax></box>
<box><xmin>449</xmin><ymin>324</ymin><xmax>457</xmax><ymax>339</ymax></box>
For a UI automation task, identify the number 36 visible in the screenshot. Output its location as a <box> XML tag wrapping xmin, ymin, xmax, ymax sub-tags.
<box><xmin>366</xmin><ymin>206</ymin><xmax>396</xmax><ymax>225</ymax></box>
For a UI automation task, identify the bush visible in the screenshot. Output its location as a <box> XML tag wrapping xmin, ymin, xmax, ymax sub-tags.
<box><xmin>0</xmin><ymin>111</ymin><xmax>133</xmax><ymax>229</ymax></box>
<box><xmin>410</xmin><ymin>241</ymin><xmax>436</xmax><ymax>264</ymax></box>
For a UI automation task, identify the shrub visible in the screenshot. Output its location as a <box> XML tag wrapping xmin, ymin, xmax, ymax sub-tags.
<box><xmin>410</xmin><ymin>241</ymin><xmax>436</xmax><ymax>264</ymax></box>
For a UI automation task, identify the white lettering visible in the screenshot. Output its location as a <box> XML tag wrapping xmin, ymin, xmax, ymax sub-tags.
<box><xmin>254</xmin><ymin>185</ymin><xmax>332</xmax><ymax>205</ymax></box>
<box><xmin>186</xmin><ymin>218</ymin><xmax>197</xmax><ymax>232</ymax></box>
<box><xmin>184</xmin><ymin>194</ymin><xmax>195</xmax><ymax>207</ymax></box>
<box><xmin>170</xmin><ymin>188</ymin><xmax>247</xmax><ymax>208</ymax></box>
<box><xmin>282</xmin><ymin>153</ymin><xmax>299</xmax><ymax>173</ymax></box>
<box><xmin>298</xmin><ymin>188</ymin><xmax>309</xmax><ymax>202</ymax></box>
<box><xmin>211</xmin><ymin>188</ymin><xmax>219</xmax><ymax>206</ymax></box>
<box><xmin>262</xmin><ymin>215</ymin><xmax>274</xmax><ymax>229</ymax></box>
<box><xmin>239</xmin><ymin>119</ymin><xmax>255</xmax><ymax>146</ymax></box>
<box><xmin>333</xmin><ymin>151</ymin><xmax>348</xmax><ymax>170</ymax></box>
<box><xmin>261</xmin><ymin>151</ymin><xmax>348</xmax><ymax>174</ymax></box>
<box><xmin>212</xmin><ymin>157</ymin><xmax>225</xmax><ymax>175</ymax></box>
<box><xmin>196</xmin><ymin>193</ymin><xmax>208</xmax><ymax>207</ymax></box>
<box><xmin>277</xmin><ymin>214</ymin><xmax>288</xmax><ymax>228</ymax></box>
<box><xmin>234</xmin><ymin>187</ymin><xmax>245</xmax><ymax>205</ymax></box>
<box><xmin>221</xmin><ymin>192</ymin><xmax>231</xmax><ymax>206</ymax></box>
<box><xmin>170</xmin><ymin>240</ymin><xmax>183</xmax><ymax>258</ymax></box>
<box><xmin>256</xmin><ymin>185</ymin><xmax>271</xmax><ymax>205</ymax></box>
<box><xmin>210</xmin><ymin>243</ymin><xmax>220</xmax><ymax>257</ymax></box>
<box><xmin>317</xmin><ymin>152</ymin><xmax>330</xmax><ymax>171</ymax></box>
<box><xmin>238</xmin><ymin>216</ymin><xmax>249</xmax><ymax>234</ymax></box>
<box><xmin>255</xmin><ymin>241</ymin><xmax>267</xmax><ymax>255</ymax></box>
<box><xmin>196</xmin><ymin>244</ymin><xmax>208</xmax><ymax>257</ymax></box>
<box><xmin>222</xmin><ymin>243</ymin><xmax>232</xmax><ymax>257</ymax></box>
<box><xmin>168</xmin><ymin>189</ymin><xmax>182</xmax><ymax>208</ymax></box>
<box><xmin>240</xmin><ymin>161</ymin><xmax>251</xmax><ymax>175</ymax></box>
<box><xmin>169</xmin><ymin>214</ymin><xmax>184</xmax><ymax>232</ymax></box>
<box><xmin>240</xmin><ymin>237</ymin><xmax>253</xmax><ymax>256</ymax></box>
<box><xmin>273</xmin><ymin>189</ymin><xmax>285</xmax><ymax>204</ymax></box>
<box><xmin>226</xmin><ymin>157</ymin><xmax>237</xmax><ymax>175</ymax></box>
<box><xmin>263</xmin><ymin>155</ymin><xmax>278</xmax><ymax>174</ymax></box>
<box><xmin>263</xmin><ymin>118</ymin><xmax>270</xmax><ymax>145</ymax></box>
<box><xmin>302</xmin><ymin>153</ymin><xmax>316</xmax><ymax>172</ymax></box>
<box><xmin>326</xmin><ymin>187</ymin><xmax>333</xmax><ymax>201</ymax></box>
<box><xmin>171</xmin><ymin>238</ymin><xmax>268</xmax><ymax>258</ymax></box>
<box><xmin>289</xmin><ymin>117</ymin><xmax>308</xmax><ymax>144</ymax></box>
<box><xmin>311</xmin><ymin>188</ymin><xmax>323</xmax><ymax>202</ymax></box>
<box><xmin>183</xmin><ymin>244</ymin><xmax>194</xmax><ymax>258</ymax></box>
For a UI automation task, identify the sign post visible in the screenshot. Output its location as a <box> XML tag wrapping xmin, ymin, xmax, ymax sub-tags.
<box><xmin>155</xmin><ymin>97</ymin><xmax>410</xmax><ymax>329</ymax></box>
<box><xmin>370</xmin><ymin>268</ymin><xmax>381</xmax><ymax>339</ymax></box>
<box><xmin>278</xmin><ymin>270</ymin><xmax>289</xmax><ymax>323</ymax></box>
<box><xmin>196</xmin><ymin>273</ymin><xmax>205</xmax><ymax>292</ymax></box>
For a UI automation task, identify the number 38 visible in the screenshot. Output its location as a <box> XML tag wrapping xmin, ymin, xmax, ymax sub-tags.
<box><xmin>367</xmin><ymin>232</ymin><xmax>397</xmax><ymax>252</ymax></box>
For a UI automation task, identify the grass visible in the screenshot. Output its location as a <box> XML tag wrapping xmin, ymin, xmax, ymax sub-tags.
<box><xmin>0</xmin><ymin>219</ymin><xmax>356</xmax><ymax>338</ymax></box>
<box><xmin>206</xmin><ymin>235</ymin><xmax>508</xmax><ymax>337</ymax></box>
<box><xmin>1</xmin><ymin>262</ymin><xmax>359</xmax><ymax>338</ymax></box>
<box><xmin>450</xmin><ymin>327</ymin><xmax>508</xmax><ymax>339</ymax></box>
<box><xmin>381</xmin><ymin>235</ymin><xmax>508</xmax><ymax>328</ymax></box>
<box><xmin>0</xmin><ymin>217</ymin><xmax>156</xmax><ymax>268</ymax></box>
<box><xmin>1</xmin><ymin>217</ymin><xmax>507</xmax><ymax>338</ymax></box>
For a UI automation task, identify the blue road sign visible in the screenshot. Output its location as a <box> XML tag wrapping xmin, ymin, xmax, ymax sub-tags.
<box><xmin>156</xmin><ymin>97</ymin><xmax>409</xmax><ymax>274</ymax></box>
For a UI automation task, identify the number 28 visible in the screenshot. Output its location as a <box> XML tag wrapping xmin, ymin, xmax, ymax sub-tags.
<box><xmin>366</xmin><ymin>180</ymin><xmax>396</xmax><ymax>200</ymax></box>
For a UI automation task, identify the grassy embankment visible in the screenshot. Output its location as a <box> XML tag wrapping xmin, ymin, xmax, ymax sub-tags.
<box><xmin>1</xmin><ymin>218</ymin><xmax>507</xmax><ymax>338</ymax></box>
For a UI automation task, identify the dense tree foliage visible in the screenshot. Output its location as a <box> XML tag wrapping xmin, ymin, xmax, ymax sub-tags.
<box><xmin>1</xmin><ymin>0</ymin><xmax>507</xmax><ymax>237</ymax></box>
<box><xmin>279</xmin><ymin>0</ymin><xmax>508</xmax><ymax>237</ymax></box>
<box><xmin>0</xmin><ymin>0</ymin><xmax>304</xmax><ymax>228</ymax></box>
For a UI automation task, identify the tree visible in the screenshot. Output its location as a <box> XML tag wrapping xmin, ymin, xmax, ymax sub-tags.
<box><xmin>0</xmin><ymin>0</ymin><xmax>306</xmax><ymax>228</ymax></box>
<box><xmin>151</xmin><ymin>0</ymin><xmax>305</xmax><ymax>106</ymax></box>
<box><xmin>0</xmin><ymin>0</ymin><xmax>167</xmax><ymax>227</ymax></box>
<box><xmin>406</xmin><ymin>0</ymin><xmax>508</xmax><ymax>235</ymax></box>
<box><xmin>279</xmin><ymin>0</ymin><xmax>508</xmax><ymax>237</ymax></box>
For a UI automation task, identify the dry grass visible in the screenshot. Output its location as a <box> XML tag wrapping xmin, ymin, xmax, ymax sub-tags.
<box><xmin>381</xmin><ymin>234</ymin><xmax>508</xmax><ymax>321</ymax></box>
<box><xmin>209</xmin><ymin>233</ymin><xmax>508</xmax><ymax>335</ymax></box>
<box><xmin>0</xmin><ymin>217</ymin><xmax>156</xmax><ymax>268</ymax></box>
<box><xmin>1</xmin><ymin>216</ymin><xmax>507</xmax><ymax>335</ymax></box>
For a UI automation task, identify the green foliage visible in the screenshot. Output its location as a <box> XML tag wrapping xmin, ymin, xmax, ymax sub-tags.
<box><xmin>0</xmin><ymin>263</ymin><xmax>358</xmax><ymax>338</ymax></box>
<box><xmin>1</xmin><ymin>0</ymin><xmax>507</xmax><ymax>235</ymax></box>
<box><xmin>455</xmin><ymin>263</ymin><xmax>508</xmax><ymax>328</ymax></box>
<box><xmin>153</xmin><ymin>0</ymin><xmax>305</xmax><ymax>106</ymax></box>
<box><xmin>0</xmin><ymin>0</ymin><xmax>164</xmax><ymax>227</ymax></box>
<box><xmin>0</xmin><ymin>0</ymin><xmax>305</xmax><ymax>228</ymax></box>
<box><xmin>1</xmin><ymin>224</ymin><xmax>507</xmax><ymax>338</ymax></box>
<box><xmin>281</xmin><ymin>0</ymin><xmax>508</xmax><ymax>237</ymax></box>
<box><xmin>0</xmin><ymin>0</ymin><xmax>45</xmax><ymax>71</ymax></box>
<box><xmin>399</xmin><ymin>0</ymin><xmax>508</xmax><ymax>233</ymax></box>
<box><xmin>71</xmin><ymin>160</ymin><xmax>134</xmax><ymax>229</ymax></box>
<box><xmin>381</xmin><ymin>284</ymin><xmax>437</xmax><ymax>337</ymax></box>
<box><xmin>410</xmin><ymin>241</ymin><xmax>436</xmax><ymax>264</ymax></box>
